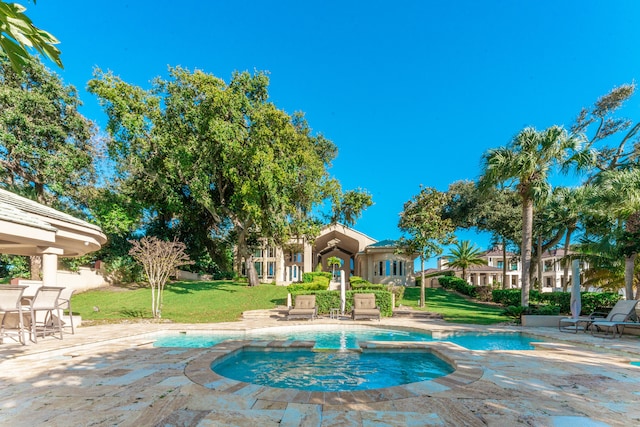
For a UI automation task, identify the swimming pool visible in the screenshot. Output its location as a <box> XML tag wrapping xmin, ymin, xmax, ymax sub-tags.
<box><xmin>212</xmin><ymin>347</ymin><xmax>454</xmax><ymax>391</ymax></box>
<box><xmin>154</xmin><ymin>326</ymin><xmax>542</xmax><ymax>350</ymax></box>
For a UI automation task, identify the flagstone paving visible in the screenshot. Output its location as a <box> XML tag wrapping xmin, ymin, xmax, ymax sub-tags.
<box><xmin>0</xmin><ymin>316</ymin><xmax>639</xmax><ymax>426</ymax></box>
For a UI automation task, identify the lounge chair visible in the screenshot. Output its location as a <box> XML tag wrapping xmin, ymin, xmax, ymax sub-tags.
<box><xmin>589</xmin><ymin>300</ymin><xmax>640</xmax><ymax>338</ymax></box>
<box><xmin>0</xmin><ymin>285</ymin><xmax>27</xmax><ymax>345</ymax></box>
<box><xmin>352</xmin><ymin>293</ymin><xmax>381</xmax><ymax>321</ymax></box>
<box><xmin>559</xmin><ymin>299</ymin><xmax>638</xmax><ymax>334</ymax></box>
<box><xmin>287</xmin><ymin>295</ymin><xmax>317</xmax><ymax>321</ymax></box>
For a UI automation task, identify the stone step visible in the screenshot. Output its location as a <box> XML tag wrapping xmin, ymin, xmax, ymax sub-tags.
<box><xmin>242</xmin><ymin>308</ymin><xmax>287</xmax><ymax>320</ymax></box>
<box><xmin>392</xmin><ymin>310</ymin><xmax>443</xmax><ymax>319</ymax></box>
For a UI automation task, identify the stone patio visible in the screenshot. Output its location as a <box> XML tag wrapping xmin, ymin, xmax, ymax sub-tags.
<box><xmin>0</xmin><ymin>316</ymin><xmax>639</xmax><ymax>426</ymax></box>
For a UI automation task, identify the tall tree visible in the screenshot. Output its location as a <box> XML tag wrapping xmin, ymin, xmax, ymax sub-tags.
<box><xmin>0</xmin><ymin>58</ymin><xmax>95</xmax><ymax>204</ymax></box>
<box><xmin>399</xmin><ymin>186</ymin><xmax>455</xmax><ymax>307</ymax></box>
<box><xmin>573</xmin><ymin>83</ymin><xmax>640</xmax><ymax>298</ymax></box>
<box><xmin>444</xmin><ymin>181</ymin><xmax>521</xmax><ymax>288</ymax></box>
<box><xmin>0</xmin><ymin>1</ymin><xmax>62</xmax><ymax>72</ymax></box>
<box><xmin>479</xmin><ymin>126</ymin><xmax>590</xmax><ymax>307</ymax></box>
<box><xmin>0</xmin><ymin>58</ymin><xmax>96</xmax><ymax>279</ymax></box>
<box><xmin>445</xmin><ymin>240</ymin><xmax>487</xmax><ymax>283</ymax></box>
<box><xmin>89</xmin><ymin>67</ymin><xmax>363</xmax><ymax>286</ymax></box>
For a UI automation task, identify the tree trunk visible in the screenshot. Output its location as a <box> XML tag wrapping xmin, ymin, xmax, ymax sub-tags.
<box><xmin>625</xmin><ymin>254</ymin><xmax>636</xmax><ymax>300</ymax></box>
<box><xmin>420</xmin><ymin>256</ymin><xmax>425</xmax><ymax>308</ymax></box>
<box><xmin>562</xmin><ymin>228</ymin><xmax>573</xmax><ymax>292</ymax></box>
<box><xmin>29</xmin><ymin>256</ymin><xmax>42</xmax><ymax>280</ymax></box>
<box><xmin>536</xmin><ymin>235</ymin><xmax>543</xmax><ymax>291</ymax></box>
<box><xmin>501</xmin><ymin>238</ymin><xmax>508</xmax><ymax>289</ymax></box>
<box><xmin>236</xmin><ymin>227</ymin><xmax>260</xmax><ymax>287</ymax></box>
<box><xmin>521</xmin><ymin>197</ymin><xmax>534</xmax><ymax>307</ymax></box>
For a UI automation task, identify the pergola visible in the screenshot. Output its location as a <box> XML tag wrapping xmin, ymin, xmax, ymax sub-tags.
<box><xmin>0</xmin><ymin>189</ymin><xmax>107</xmax><ymax>285</ymax></box>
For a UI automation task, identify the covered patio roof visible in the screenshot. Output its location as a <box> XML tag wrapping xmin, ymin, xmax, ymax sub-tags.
<box><xmin>0</xmin><ymin>189</ymin><xmax>107</xmax><ymax>257</ymax></box>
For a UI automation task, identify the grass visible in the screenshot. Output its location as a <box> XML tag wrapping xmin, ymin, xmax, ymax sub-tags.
<box><xmin>72</xmin><ymin>281</ymin><xmax>289</xmax><ymax>323</ymax></box>
<box><xmin>398</xmin><ymin>287</ymin><xmax>509</xmax><ymax>325</ymax></box>
<box><xmin>70</xmin><ymin>281</ymin><xmax>509</xmax><ymax>325</ymax></box>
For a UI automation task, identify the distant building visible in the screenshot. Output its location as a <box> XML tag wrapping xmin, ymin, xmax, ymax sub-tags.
<box><xmin>437</xmin><ymin>245</ymin><xmax>585</xmax><ymax>290</ymax></box>
<box><xmin>237</xmin><ymin>224</ymin><xmax>417</xmax><ymax>286</ymax></box>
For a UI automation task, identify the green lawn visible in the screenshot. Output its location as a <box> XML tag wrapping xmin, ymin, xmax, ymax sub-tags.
<box><xmin>398</xmin><ymin>287</ymin><xmax>509</xmax><ymax>324</ymax></box>
<box><xmin>71</xmin><ymin>281</ymin><xmax>508</xmax><ymax>325</ymax></box>
<box><xmin>72</xmin><ymin>281</ymin><xmax>289</xmax><ymax>323</ymax></box>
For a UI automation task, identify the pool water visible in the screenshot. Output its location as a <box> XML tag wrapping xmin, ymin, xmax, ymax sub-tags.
<box><xmin>154</xmin><ymin>328</ymin><xmax>541</xmax><ymax>350</ymax></box>
<box><xmin>212</xmin><ymin>349</ymin><xmax>454</xmax><ymax>391</ymax></box>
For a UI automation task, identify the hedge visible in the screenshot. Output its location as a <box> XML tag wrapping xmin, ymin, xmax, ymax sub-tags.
<box><xmin>289</xmin><ymin>289</ymin><xmax>393</xmax><ymax>317</ymax></box>
<box><xmin>491</xmin><ymin>288</ymin><xmax>621</xmax><ymax>315</ymax></box>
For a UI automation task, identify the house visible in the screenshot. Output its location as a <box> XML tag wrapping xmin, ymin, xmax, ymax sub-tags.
<box><xmin>238</xmin><ymin>223</ymin><xmax>417</xmax><ymax>286</ymax></box>
<box><xmin>437</xmin><ymin>244</ymin><xmax>585</xmax><ymax>290</ymax></box>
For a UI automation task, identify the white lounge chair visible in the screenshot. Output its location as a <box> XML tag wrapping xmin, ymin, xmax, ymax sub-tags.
<box><xmin>559</xmin><ymin>299</ymin><xmax>638</xmax><ymax>334</ymax></box>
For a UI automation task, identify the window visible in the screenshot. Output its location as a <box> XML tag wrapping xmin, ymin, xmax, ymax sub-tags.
<box><xmin>254</xmin><ymin>261</ymin><xmax>262</xmax><ymax>276</ymax></box>
<box><xmin>378</xmin><ymin>261</ymin><xmax>384</xmax><ymax>276</ymax></box>
<box><xmin>295</xmin><ymin>253</ymin><xmax>303</xmax><ymax>263</ymax></box>
<box><xmin>399</xmin><ymin>261</ymin><xmax>404</xmax><ymax>276</ymax></box>
<box><xmin>497</xmin><ymin>261</ymin><xmax>504</xmax><ymax>269</ymax></box>
<box><xmin>267</xmin><ymin>262</ymin><xmax>275</xmax><ymax>278</ymax></box>
<box><xmin>510</xmin><ymin>262</ymin><xmax>518</xmax><ymax>271</ymax></box>
<box><xmin>267</xmin><ymin>247</ymin><xmax>275</xmax><ymax>258</ymax></box>
<box><xmin>385</xmin><ymin>260</ymin><xmax>391</xmax><ymax>276</ymax></box>
<box><xmin>253</xmin><ymin>248</ymin><xmax>262</xmax><ymax>258</ymax></box>
<box><xmin>392</xmin><ymin>260</ymin><xmax>398</xmax><ymax>276</ymax></box>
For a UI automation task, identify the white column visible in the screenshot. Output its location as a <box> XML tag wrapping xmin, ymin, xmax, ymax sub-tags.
<box><xmin>39</xmin><ymin>247</ymin><xmax>63</xmax><ymax>286</ymax></box>
<box><xmin>303</xmin><ymin>240</ymin><xmax>313</xmax><ymax>274</ymax></box>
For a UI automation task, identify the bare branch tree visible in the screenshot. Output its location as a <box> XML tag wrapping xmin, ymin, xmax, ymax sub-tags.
<box><xmin>129</xmin><ymin>236</ymin><xmax>193</xmax><ymax>318</ymax></box>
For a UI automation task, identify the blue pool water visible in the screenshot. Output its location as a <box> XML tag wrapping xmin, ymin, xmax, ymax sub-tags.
<box><xmin>154</xmin><ymin>327</ymin><xmax>542</xmax><ymax>350</ymax></box>
<box><xmin>212</xmin><ymin>349</ymin><xmax>454</xmax><ymax>391</ymax></box>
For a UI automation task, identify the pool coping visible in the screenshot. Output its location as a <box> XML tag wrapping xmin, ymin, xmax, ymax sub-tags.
<box><xmin>184</xmin><ymin>339</ymin><xmax>484</xmax><ymax>404</ymax></box>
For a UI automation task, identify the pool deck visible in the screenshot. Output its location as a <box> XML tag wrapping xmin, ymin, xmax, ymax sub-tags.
<box><xmin>1</xmin><ymin>315</ymin><xmax>639</xmax><ymax>426</ymax></box>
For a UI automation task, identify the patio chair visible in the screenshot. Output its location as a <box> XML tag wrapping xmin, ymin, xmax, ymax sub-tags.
<box><xmin>589</xmin><ymin>300</ymin><xmax>640</xmax><ymax>338</ymax></box>
<box><xmin>57</xmin><ymin>287</ymin><xmax>76</xmax><ymax>334</ymax></box>
<box><xmin>26</xmin><ymin>286</ymin><xmax>64</xmax><ymax>343</ymax></box>
<box><xmin>287</xmin><ymin>295</ymin><xmax>317</xmax><ymax>321</ymax></box>
<box><xmin>559</xmin><ymin>299</ymin><xmax>638</xmax><ymax>334</ymax></box>
<box><xmin>352</xmin><ymin>293</ymin><xmax>381</xmax><ymax>321</ymax></box>
<box><xmin>0</xmin><ymin>285</ymin><xmax>27</xmax><ymax>345</ymax></box>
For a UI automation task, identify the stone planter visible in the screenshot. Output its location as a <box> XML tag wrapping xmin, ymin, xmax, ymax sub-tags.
<box><xmin>520</xmin><ymin>314</ymin><xmax>565</xmax><ymax>327</ymax></box>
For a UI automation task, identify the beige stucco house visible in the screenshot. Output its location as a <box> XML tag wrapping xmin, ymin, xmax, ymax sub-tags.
<box><xmin>240</xmin><ymin>223</ymin><xmax>417</xmax><ymax>286</ymax></box>
<box><xmin>0</xmin><ymin>189</ymin><xmax>107</xmax><ymax>288</ymax></box>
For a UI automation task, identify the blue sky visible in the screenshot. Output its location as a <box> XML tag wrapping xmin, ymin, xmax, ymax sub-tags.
<box><xmin>27</xmin><ymin>1</ymin><xmax>640</xmax><ymax>266</ymax></box>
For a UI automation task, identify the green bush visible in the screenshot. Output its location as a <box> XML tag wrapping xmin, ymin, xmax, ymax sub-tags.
<box><xmin>287</xmin><ymin>279</ymin><xmax>329</xmax><ymax>293</ymax></box>
<box><xmin>351</xmin><ymin>282</ymin><xmax>385</xmax><ymax>290</ymax></box>
<box><xmin>438</xmin><ymin>276</ymin><xmax>478</xmax><ymax>298</ymax></box>
<box><xmin>492</xmin><ymin>289</ymin><xmax>620</xmax><ymax>315</ymax></box>
<box><xmin>387</xmin><ymin>285</ymin><xmax>405</xmax><ymax>305</ymax></box>
<box><xmin>302</xmin><ymin>271</ymin><xmax>331</xmax><ymax>283</ymax></box>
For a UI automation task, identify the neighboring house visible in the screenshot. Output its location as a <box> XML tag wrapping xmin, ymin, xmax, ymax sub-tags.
<box><xmin>437</xmin><ymin>245</ymin><xmax>585</xmax><ymax>290</ymax></box>
<box><xmin>238</xmin><ymin>224</ymin><xmax>417</xmax><ymax>286</ymax></box>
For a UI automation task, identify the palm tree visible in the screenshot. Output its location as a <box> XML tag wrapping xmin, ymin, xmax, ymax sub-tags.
<box><xmin>479</xmin><ymin>126</ymin><xmax>591</xmax><ymax>307</ymax></box>
<box><xmin>590</xmin><ymin>168</ymin><xmax>640</xmax><ymax>299</ymax></box>
<box><xmin>327</xmin><ymin>256</ymin><xmax>342</xmax><ymax>280</ymax></box>
<box><xmin>541</xmin><ymin>186</ymin><xmax>587</xmax><ymax>291</ymax></box>
<box><xmin>445</xmin><ymin>240</ymin><xmax>487</xmax><ymax>283</ymax></box>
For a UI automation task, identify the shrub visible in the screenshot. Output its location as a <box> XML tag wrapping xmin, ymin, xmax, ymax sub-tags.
<box><xmin>438</xmin><ymin>276</ymin><xmax>478</xmax><ymax>298</ymax></box>
<box><xmin>302</xmin><ymin>271</ymin><xmax>331</xmax><ymax>283</ymax></box>
<box><xmin>492</xmin><ymin>289</ymin><xmax>620</xmax><ymax>315</ymax></box>
<box><xmin>476</xmin><ymin>286</ymin><xmax>493</xmax><ymax>302</ymax></box>
<box><xmin>287</xmin><ymin>280</ymin><xmax>329</xmax><ymax>293</ymax></box>
<box><xmin>502</xmin><ymin>305</ymin><xmax>526</xmax><ymax>323</ymax></box>
<box><xmin>387</xmin><ymin>285</ymin><xmax>405</xmax><ymax>305</ymax></box>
